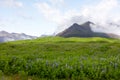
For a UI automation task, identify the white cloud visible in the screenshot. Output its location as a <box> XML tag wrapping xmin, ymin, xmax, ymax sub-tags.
<box><xmin>61</xmin><ymin>0</ymin><xmax>120</xmax><ymax>35</ymax></box>
<box><xmin>35</xmin><ymin>2</ymin><xmax>63</xmax><ymax>24</ymax></box>
<box><xmin>35</xmin><ymin>0</ymin><xmax>120</xmax><ymax>35</ymax></box>
<box><xmin>81</xmin><ymin>0</ymin><xmax>119</xmax><ymax>24</ymax></box>
<box><xmin>79</xmin><ymin>0</ymin><xmax>120</xmax><ymax>35</ymax></box>
<box><xmin>0</xmin><ymin>0</ymin><xmax>23</xmax><ymax>8</ymax></box>
<box><xmin>35</xmin><ymin>1</ymin><xmax>79</xmax><ymax>33</ymax></box>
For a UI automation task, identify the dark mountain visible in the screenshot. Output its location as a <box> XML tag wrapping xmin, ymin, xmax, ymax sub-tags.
<box><xmin>0</xmin><ymin>31</ymin><xmax>37</xmax><ymax>42</ymax></box>
<box><xmin>56</xmin><ymin>21</ymin><xmax>120</xmax><ymax>38</ymax></box>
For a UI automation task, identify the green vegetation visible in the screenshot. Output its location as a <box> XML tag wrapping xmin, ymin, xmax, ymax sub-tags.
<box><xmin>0</xmin><ymin>37</ymin><xmax>120</xmax><ymax>80</ymax></box>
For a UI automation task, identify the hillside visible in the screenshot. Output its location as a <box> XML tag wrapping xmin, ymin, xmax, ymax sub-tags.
<box><xmin>0</xmin><ymin>37</ymin><xmax>120</xmax><ymax>80</ymax></box>
<box><xmin>57</xmin><ymin>21</ymin><xmax>120</xmax><ymax>38</ymax></box>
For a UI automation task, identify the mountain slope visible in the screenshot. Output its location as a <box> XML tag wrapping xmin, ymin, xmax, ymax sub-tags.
<box><xmin>56</xmin><ymin>21</ymin><xmax>120</xmax><ymax>38</ymax></box>
<box><xmin>0</xmin><ymin>31</ymin><xmax>37</xmax><ymax>42</ymax></box>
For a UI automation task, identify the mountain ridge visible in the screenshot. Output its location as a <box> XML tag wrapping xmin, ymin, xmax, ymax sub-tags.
<box><xmin>56</xmin><ymin>21</ymin><xmax>120</xmax><ymax>38</ymax></box>
<box><xmin>0</xmin><ymin>31</ymin><xmax>37</xmax><ymax>42</ymax></box>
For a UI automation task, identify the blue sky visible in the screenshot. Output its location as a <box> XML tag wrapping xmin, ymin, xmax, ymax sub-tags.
<box><xmin>0</xmin><ymin>0</ymin><xmax>120</xmax><ymax>36</ymax></box>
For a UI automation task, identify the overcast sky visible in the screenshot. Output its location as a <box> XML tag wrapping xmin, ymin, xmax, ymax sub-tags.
<box><xmin>0</xmin><ymin>0</ymin><xmax>120</xmax><ymax>36</ymax></box>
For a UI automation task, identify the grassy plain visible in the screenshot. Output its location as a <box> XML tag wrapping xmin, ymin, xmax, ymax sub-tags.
<box><xmin>0</xmin><ymin>37</ymin><xmax>120</xmax><ymax>80</ymax></box>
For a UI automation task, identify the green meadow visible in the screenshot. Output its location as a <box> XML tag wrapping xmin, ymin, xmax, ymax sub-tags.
<box><xmin>0</xmin><ymin>37</ymin><xmax>120</xmax><ymax>80</ymax></box>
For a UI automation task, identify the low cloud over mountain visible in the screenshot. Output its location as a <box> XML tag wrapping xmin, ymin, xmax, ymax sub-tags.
<box><xmin>0</xmin><ymin>31</ymin><xmax>37</xmax><ymax>42</ymax></box>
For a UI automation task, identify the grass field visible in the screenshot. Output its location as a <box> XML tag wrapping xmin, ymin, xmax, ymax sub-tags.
<box><xmin>0</xmin><ymin>37</ymin><xmax>120</xmax><ymax>80</ymax></box>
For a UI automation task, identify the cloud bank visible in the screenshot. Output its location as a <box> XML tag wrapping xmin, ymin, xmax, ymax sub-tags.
<box><xmin>35</xmin><ymin>0</ymin><xmax>120</xmax><ymax>35</ymax></box>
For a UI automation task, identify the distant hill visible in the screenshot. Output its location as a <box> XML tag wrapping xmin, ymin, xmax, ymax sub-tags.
<box><xmin>56</xmin><ymin>21</ymin><xmax>120</xmax><ymax>38</ymax></box>
<box><xmin>0</xmin><ymin>31</ymin><xmax>37</xmax><ymax>42</ymax></box>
